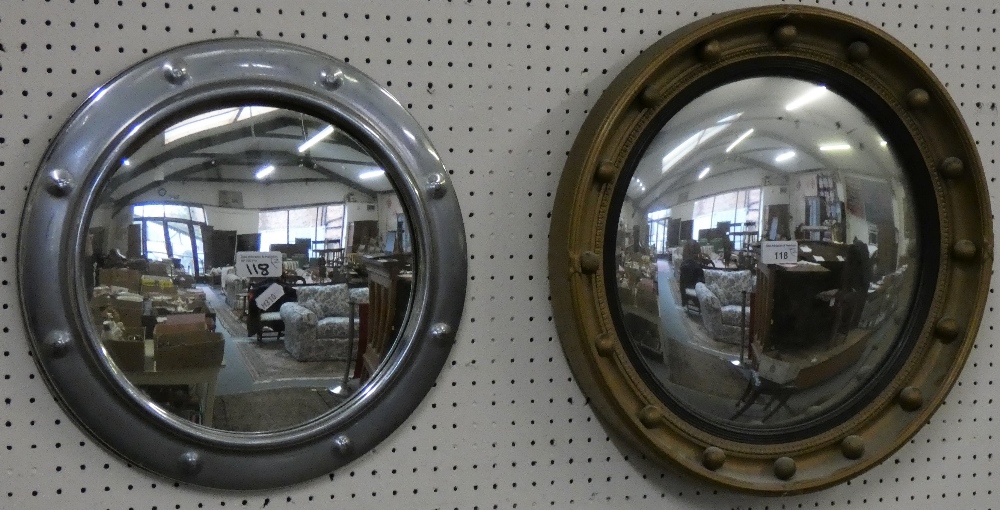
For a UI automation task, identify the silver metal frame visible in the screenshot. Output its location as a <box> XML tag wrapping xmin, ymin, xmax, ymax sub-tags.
<box><xmin>17</xmin><ymin>39</ymin><xmax>467</xmax><ymax>489</ymax></box>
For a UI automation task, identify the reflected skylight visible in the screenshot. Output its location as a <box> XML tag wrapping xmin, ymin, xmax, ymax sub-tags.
<box><xmin>163</xmin><ymin>106</ymin><xmax>278</xmax><ymax>144</ymax></box>
<box><xmin>660</xmin><ymin>114</ymin><xmax>740</xmax><ymax>174</ymax></box>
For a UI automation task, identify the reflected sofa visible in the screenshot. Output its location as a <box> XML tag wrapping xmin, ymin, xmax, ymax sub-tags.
<box><xmin>279</xmin><ymin>284</ymin><xmax>369</xmax><ymax>362</ymax></box>
<box><xmin>694</xmin><ymin>269</ymin><xmax>753</xmax><ymax>344</ymax></box>
<box><xmin>219</xmin><ymin>267</ymin><xmax>249</xmax><ymax>311</ymax></box>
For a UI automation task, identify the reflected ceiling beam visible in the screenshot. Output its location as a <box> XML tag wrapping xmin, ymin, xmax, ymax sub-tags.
<box><xmin>193</xmin><ymin>151</ymin><xmax>375</xmax><ymax>168</ymax></box>
<box><xmin>112</xmin><ymin>159</ymin><xmax>217</xmax><ymax>212</ymax></box>
<box><xmin>177</xmin><ymin>177</ymin><xmax>331</xmax><ymax>184</ymax></box>
<box><xmin>106</xmin><ymin>115</ymin><xmax>301</xmax><ymax>192</ymax></box>
<box><xmin>635</xmin><ymin>131</ymin><xmax>800</xmax><ymax>210</ymax></box>
<box><xmin>639</xmin><ymin>113</ymin><xmax>888</xmax><ymax>189</ymax></box>
<box><xmin>736</xmin><ymin>125</ymin><xmax>891</xmax><ymax>177</ymax></box>
<box><xmin>109</xmin><ymin>151</ymin><xmax>377</xmax><ymax>204</ymax></box>
<box><xmin>184</xmin><ymin>153</ymin><xmax>379</xmax><ymax>196</ymax></box>
<box><xmin>635</xmin><ymin>152</ymin><xmax>791</xmax><ymax>211</ymax></box>
<box><xmin>263</xmin><ymin>130</ymin><xmax>375</xmax><ymax>155</ymax></box>
<box><xmin>633</xmin><ymin>123</ymin><xmax>886</xmax><ymax>210</ymax></box>
<box><xmin>307</xmin><ymin>162</ymin><xmax>378</xmax><ymax>198</ymax></box>
<box><xmin>111</xmin><ymin>159</ymin><xmax>378</xmax><ymax>213</ymax></box>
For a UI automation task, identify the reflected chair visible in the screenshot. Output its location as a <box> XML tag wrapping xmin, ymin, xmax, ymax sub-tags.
<box><xmin>678</xmin><ymin>258</ymin><xmax>704</xmax><ymax>313</ymax></box>
<box><xmin>279</xmin><ymin>284</ymin><xmax>369</xmax><ymax>361</ymax></box>
<box><xmin>246</xmin><ymin>279</ymin><xmax>298</xmax><ymax>344</ymax></box>
<box><xmin>729</xmin><ymin>345</ymin><xmax>797</xmax><ymax>422</ymax></box>
<box><xmin>730</xmin><ymin>365</ymin><xmax>797</xmax><ymax>422</ymax></box>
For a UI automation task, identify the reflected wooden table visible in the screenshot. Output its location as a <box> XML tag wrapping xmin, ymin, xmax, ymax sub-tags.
<box><xmin>125</xmin><ymin>315</ymin><xmax>224</xmax><ymax>427</ymax></box>
<box><xmin>125</xmin><ymin>364</ymin><xmax>221</xmax><ymax>427</ymax></box>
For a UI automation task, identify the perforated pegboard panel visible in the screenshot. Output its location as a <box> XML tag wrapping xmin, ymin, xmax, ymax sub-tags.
<box><xmin>1</xmin><ymin>1</ymin><xmax>998</xmax><ymax>508</ymax></box>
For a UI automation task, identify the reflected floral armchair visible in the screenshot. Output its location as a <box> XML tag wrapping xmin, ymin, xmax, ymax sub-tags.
<box><xmin>279</xmin><ymin>284</ymin><xmax>369</xmax><ymax>362</ymax></box>
<box><xmin>694</xmin><ymin>269</ymin><xmax>754</xmax><ymax>344</ymax></box>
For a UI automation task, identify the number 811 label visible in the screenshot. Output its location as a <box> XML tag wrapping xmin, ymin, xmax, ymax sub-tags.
<box><xmin>760</xmin><ymin>241</ymin><xmax>798</xmax><ymax>265</ymax></box>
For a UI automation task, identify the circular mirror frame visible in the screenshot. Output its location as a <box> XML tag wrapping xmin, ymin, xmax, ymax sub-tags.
<box><xmin>18</xmin><ymin>39</ymin><xmax>467</xmax><ymax>489</ymax></box>
<box><xmin>549</xmin><ymin>6</ymin><xmax>992</xmax><ymax>494</ymax></box>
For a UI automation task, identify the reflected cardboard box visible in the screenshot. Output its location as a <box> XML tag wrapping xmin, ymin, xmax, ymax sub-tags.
<box><xmin>153</xmin><ymin>314</ymin><xmax>224</xmax><ymax>370</ymax></box>
<box><xmin>154</xmin><ymin>331</ymin><xmax>224</xmax><ymax>370</ymax></box>
<box><xmin>102</xmin><ymin>327</ymin><xmax>146</xmax><ymax>373</ymax></box>
<box><xmin>90</xmin><ymin>295</ymin><xmax>145</xmax><ymax>328</ymax></box>
<box><xmin>141</xmin><ymin>275</ymin><xmax>177</xmax><ymax>296</ymax></box>
<box><xmin>98</xmin><ymin>268</ymin><xmax>142</xmax><ymax>293</ymax></box>
<box><xmin>146</xmin><ymin>261</ymin><xmax>173</xmax><ymax>277</ymax></box>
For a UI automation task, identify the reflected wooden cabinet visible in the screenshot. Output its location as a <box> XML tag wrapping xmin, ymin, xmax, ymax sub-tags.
<box><xmin>346</xmin><ymin>220</ymin><xmax>379</xmax><ymax>253</ymax></box>
<box><xmin>360</xmin><ymin>255</ymin><xmax>413</xmax><ymax>377</ymax></box>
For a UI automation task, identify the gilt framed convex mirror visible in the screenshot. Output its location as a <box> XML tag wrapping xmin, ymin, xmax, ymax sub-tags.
<box><xmin>18</xmin><ymin>39</ymin><xmax>466</xmax><ymax>489</ymax></box>
<box><xmin>549</xmin><ymin>6</ymin><xmax>992</xmax><ymax>494</ymax></box>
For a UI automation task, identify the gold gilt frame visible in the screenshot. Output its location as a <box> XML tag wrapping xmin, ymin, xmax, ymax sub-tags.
<box><xmin>549</xmin><ymin>6</ymin><xmax>992</xmax><ymax>494</ymax></box>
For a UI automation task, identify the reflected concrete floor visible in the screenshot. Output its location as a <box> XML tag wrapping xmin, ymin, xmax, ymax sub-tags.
<box><xmin>635</xmin><ymin>260</ymin><xmax>897</xmax><ymax>425</ymax></box>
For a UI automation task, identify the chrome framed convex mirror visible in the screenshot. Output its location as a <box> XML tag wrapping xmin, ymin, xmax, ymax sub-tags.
<box><xmin>18</xmin><ymin>39</ymin><xmax>466</xmax><ymax>489</ymax></box>
<box><xmin>549</xmin><ymin>6</ymin><xmax>992</xmax><ymax>494</ymax></box>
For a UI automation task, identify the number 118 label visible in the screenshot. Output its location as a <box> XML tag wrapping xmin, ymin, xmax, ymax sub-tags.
<box><xmin>235</xmin><ymin>251</ymin><xmax>282</xmax><ymax>278</ymax></box>
<box><xmin>760</xmin><ymin>241</ymin><xmax>798</xmax><ymax>265</ymax></box>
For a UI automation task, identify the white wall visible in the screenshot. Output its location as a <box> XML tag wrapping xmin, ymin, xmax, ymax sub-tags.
<box><xmin>619</xmin><ymin>199</ymin><xmax>637</xmax><ymax>229</ymax></box>
<box><xmin>124</xmin><ymin>179</ymin><xmax>361</xmax><ymax>211</ymax></box>
<box><xmin>376</xmin><ymin>191</ymin><xmax>405</xmax><ymax>238</ymax></box>
<box><xmin>122</xmin><ymin>179</ymin><xmax>375</xmax><ymax>239</ymax></box>
<box><xmin>342</xmin><ymin>201</ymin><xmax>379</xmax><ymax>248</ymax></box>
<box><xmin>202</xmin><ymin>205</ymin><xmax>258</xmax><ymax>235</ymax></box>
<box><xmin>759</xmin><ymin>184</ymin><xmax>790</xmax><ymax>212</ymax></box>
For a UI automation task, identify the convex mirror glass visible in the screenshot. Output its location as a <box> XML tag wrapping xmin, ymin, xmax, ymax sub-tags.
<box><xmin>88</xmin><ymin>106</ymin><xmax>415</xmax><ymax>432</ymax></box>
<box><xmin>616</xmin><ymin>76</ymin><xmax>919</xmax><ymax>428</ymax></box>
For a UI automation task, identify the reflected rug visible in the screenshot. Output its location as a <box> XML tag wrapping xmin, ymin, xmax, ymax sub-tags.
<box><xmin>200</xmin><ymin>285</ymin><xmax>247</xmax><ymax>338</ymax></box>
<box><xmin>234</xmin><ymin>339</ymin><xmax>348</xmax><ymax>383</ymax></box>
<box><xmin>212</xmin><ymin>386</ymin><xmax>345</xmax><ymax>432</ymax></box>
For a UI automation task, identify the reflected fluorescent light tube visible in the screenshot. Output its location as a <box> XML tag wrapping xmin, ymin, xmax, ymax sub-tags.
<box><xmin>726</xmin><ymin>128</ymin><xmax>754</xmax><ymax>153</ymax></box>
<box><xmin>697</xmin><ymin>167</ymin><xmax>711</xmax><ymax>180</ymax></box>
<box><xmin>359</xmin><ymin>169</ymin><xmax>385</xmax><ymax>180</ymax></box>
<box><xmin>255</xmin><ymin>164</ymin><xmax>275</xmax><ymax>179</ymax></box>
<box><xmin>775</xmin><ymin>151</ymin><xmax>796</xmax><ymax>163</ymax></box>
<box><xmin>819</xmin><ymin>143</ymin><xmax>852</xmax><ymax>152</ymax></box>
<box><xmin>785</xmin><ymin>86</ymin><xmax>827</xmax><ymax>111</ymax></box>
<box><xmin>717</xmin><ymin>112</ymin><xmax>743</xmax><ymax>123</ymax></box>
<box><xmin>297</xmin><ymin>125</ymin><xmax>335</xmax><ymax>153</ymax></box>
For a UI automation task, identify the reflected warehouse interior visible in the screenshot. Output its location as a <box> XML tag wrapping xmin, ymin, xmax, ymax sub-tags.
<box><xmin>84</xmin><ymin>105</ymin><xmax>415</xmax><ymax>432</ymax></box>
<box><xmin>614</xmin><ymin>77</ymin><xmax>919</xmax><ymax>428</ymax></box>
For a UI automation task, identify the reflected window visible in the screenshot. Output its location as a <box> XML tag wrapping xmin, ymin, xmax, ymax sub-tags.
<box><xmin>647</xmin><ymin>209</ymin><xmax>671</xmax><ymax>255</ymax></box>
<box><xmin>132</xmin><ymin>203</ymin><xmax>208</xmax><ymax>275</ymax></box>
<box><xmin>258</xmin><ymin>204</ymin><xmax>345</xmax><ymax>257</ymax></box>
<box><xmin>692</xmin><ymin>188</ymin><xmax>760</xmax><ymax>250</ymax></box>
